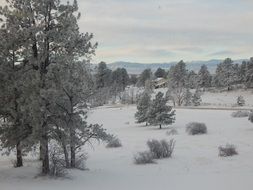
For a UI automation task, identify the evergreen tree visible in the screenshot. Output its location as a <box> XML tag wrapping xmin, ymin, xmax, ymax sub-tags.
<box><xmin>147</xmin><ymin>92</ymin><xmax>175</xmax><ymax>129</ymax></box>
<box><xmin>184</xmin><ymin>88</ymin><xmax>192</xmax><ymax>106</ymax></box>
<box><xmin>95</xmin><ymin>62</ymin><xmax>112</xmax><ymax>89</ymax></box>
<box><xmin>137</xmin><ymin>69</ymin><xmax>152</xmax><ymax>87</ymax></box>
<box><xmin>192</xmin><ymin>89</ymin><xmax>202</xmax><ymax>106</ymax></box>
<box><xmin>0</xmin><ymin>14</ymin><xmax>35</xmax><ymax>167</ymax></box>
<box><xmin>167</xmin><ymin>61</ymin><xmax>188</xmax><ymax>106</ymax></box>
<box><xmin>198</xmin><ymin>65</ymin><xmax>212</xmax><ymax>89</ymax></box>
<box><xmin>187</xmin><ymin>70</ymin><xmax>198</xmax><ymax>89</ymax></box>
<box><xmin>214</xmin><ymin>58</ymin><xmax>237</xmax><ymax>90</ymax></box>
<box><xmin>245</xmin><ymin>58</ymin><xmax>253</xmax><ymax>88</ymax></box>
<box><xmin>0</xmin><ymin>0</ymin><xmax>97</xmax><ymax>174</ymax></box>
<box><xmin>154</xmin><ymin>68</ymin><xmax>166</xmax><ymax>78</ymax></box>
<box><xmin>239</xmin><ymin>61</ymin><xmax>247</xmax><ymax>84</ymax></box>
<box><xmin>168</xmin><ymin>60</ymin><xmax>187</xmax><ymax>88</ymax></box>
<box><xmin>135</xmin><ymin>92</ymin><xmax>151</xmax><ymax>125</ymax></box>
<box><xmin>112</xmin><ymin>68</ymin><xmax>130</xmax><ymax>91</ymax></box>
<box><xmin>129</xmin><ymin>75</ymin><xmax>138</xmax><ymax>86</ymax></box>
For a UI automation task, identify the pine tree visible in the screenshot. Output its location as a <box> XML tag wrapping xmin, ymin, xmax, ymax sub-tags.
<box><xmin>147</xmin><ymin>92</ymin><xmax>175</xmax><ymax>129</ymax></box>
<box><xmin>155</xmin><ymin>68</ymin><xmax>166</xmax><ymax>78</ymax></box>
<box><xmin>0</xmin><ymin>16</ymin><xmax>34</xmax><ymax>168</ymax></box>
<box><xmin>198</xmin><ymin>64</ymin><xmax>211</xmax><ymax>89</ymax></box>
<box><xmin>214</xmin><ymin>58</ymin><xmax>237</xmax><ymax>90</ymax></box>
<box><xmin>135</xmin><ymin>92</ymin><xmax>151</xmax><ymax>125</ymax></box>
<box><xmin>95</xmin><ymin>62</ymin><xmax>112</xmax><ymax>89</ymax></box>
<box><xmin>192</xmin><ymin>89</ymin><xmax>202</xmax><ymax>106</ymax></box>
<box><xmin>245</xmin><ymin>58</ymin><xmax>253</xmax><ymax>88</ymax></box>
<box><xmin>0</xmin><ymin>0</ymin><xmax>97</xmax><ymax>174</ymax></box>
<box><xmin>184</xmin><ymin>88</ymin><xmax>192</xmax><ymax>106</ymax></box>
<box><xmin>168</xmin><ymin>60</ymin><xmax>187</xmax><ymax>88</ymax></box>
<box><xmin>137</xmin><ymin>69</ymin><xmax>153</xmax><ymax>87</ymax></box>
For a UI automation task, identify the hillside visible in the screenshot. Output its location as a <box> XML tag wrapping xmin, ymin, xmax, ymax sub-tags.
<box><xmin>107</xmin><ymin>59</ymin><xmax>246</xmax><ymax>74</ymax></box>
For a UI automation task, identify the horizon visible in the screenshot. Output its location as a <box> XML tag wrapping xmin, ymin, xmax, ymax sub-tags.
<box><xmin>105</xmin><ymin>58</ymin><xmax>249</xmax><ymax>65</ymax></box>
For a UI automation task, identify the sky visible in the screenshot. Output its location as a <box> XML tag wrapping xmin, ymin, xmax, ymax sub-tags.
<box><xmin>1</xmin><ymin>0</ymin><xmax>253</xmax><ymax>63</ymax></box>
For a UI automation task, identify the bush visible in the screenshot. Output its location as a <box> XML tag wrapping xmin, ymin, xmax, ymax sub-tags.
<box><xmin>237</xmin><ymin>96</ymin><xmax>245</xmax><ymax>106</ymax></box>
<box><xmin>106</xmin><ymin>136</ymin><xmax>122</xmax><ymax>148</ymax></box>
<box><xmin>219</xmin><ymin>144</ymin><xmax>238</xmax><ymax>157</ymax></box>
<box><xmin>166</xmin><ymin>128</ymin><xmax>178</xmax><ymax>136</ymax></box>
<box><xmin>186</xmin><ymin>122</ymin><xmax>207</xmax><ymax>135</ymax></box>
<box><xmin>134</xmin><ymin>151</ymin><xmax>155</xmax><ymax>165</ymax></box>
<box><xmin>75</xmin><ymin>154</ymin><xmax>87</xmax><ymax>171</ymax></box>
<box><xmin>147</xmin><ymin>139</ymin><xmax>175</xmax><ymax>159</ymax></box>
<box><xmin>248</xmin><ymin>112</ymin><xmax>253</xmax><ymax>123</ymax></box>
<box><xmin>49</xmin><ymin>147</ymin><xmax>67</xmax><ymax>177</ymax></box>
<box><xmin>231</xmin><ymin>110</ymin><xmax>249</xmax><ymax>118</ymax></box>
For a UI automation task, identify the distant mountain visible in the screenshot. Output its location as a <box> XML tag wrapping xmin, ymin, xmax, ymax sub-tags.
<box><xmin>107</xmin><ymin>59</ymin><xmax>246</xmax><ymax>74</ymax></box>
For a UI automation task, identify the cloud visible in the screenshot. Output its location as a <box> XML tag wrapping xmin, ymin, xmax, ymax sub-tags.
<box><xmin>2</xmin><ymin>0</ymin><xmax>253</xmax><ymax>62</ymax></box>
<box><xmin>209</xmin><ymin>50</ymin><xmax>237</xmax><ymax>57</ymax></box>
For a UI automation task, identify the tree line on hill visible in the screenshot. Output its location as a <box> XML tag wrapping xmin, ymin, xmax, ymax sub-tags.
<box><xmin>94</xmin><ymin>57</ymin><xmax>253</xmax><ymax>106</ymax></box>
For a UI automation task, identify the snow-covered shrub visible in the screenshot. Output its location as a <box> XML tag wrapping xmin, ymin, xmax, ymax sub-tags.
<box><xmin>147</xmin><ymin>139</ymin><xmax>175</xmax><ymax>159</ymax></box>
<box><xmin>248</xmin><ymin>112</ymin><xmax>253</xmax><ymax>123</ymax></box>
<box><xmin>237</xmin><ymin>96</ymin><xmax>245</xmax><ymax>107</ymax></box>
<box><xmin>166</xmin><ymin>128</ymin><xmax>178</xmax><ymax>136</ymax></box>
<box><xmin>49</xmin><ymin>147</ymin><xmax>67</xmax><ymax>177</ymax></box>
<box><xmin>219</xmin><ymin>144</ymin><xmax>238</xmax><ymax>157</ymax></box>
<box><xmin>231</xmin><ymin>110</ymin><xmax>249</xmax><ymax>118</ymax></box>
<box><xmin>11</xmin><ymin>160</ymin><xmax>18</xmax><ymax>168</ymax></box>
<box><xmin>134</xmin><ymin>151</ymin><xmax>155</xmax><ymax>165</ymax></box>
<box><xmin>186</xmin><ymin>122</ymin><xmax>207</xmax><ymax>135</ymax></box>
<box><xmin>75</xmin><ymin>154</ymin><xmax>87</xmax><ymax>171</ymax></box>
<box><xmin>106</xmin><ymin>136</ymin><xmax>122</xmax><ymax>148</ymax></box>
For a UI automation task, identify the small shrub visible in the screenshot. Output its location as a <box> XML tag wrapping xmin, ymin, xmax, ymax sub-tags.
<box><xmin>75</xmin><ymin>154</ymin><xmax>87</xmax><ymax>171</ymax></box>
<box><xmin>134</xmin><ymin>151</ymin><xmax>155</xmax><ymax>165</ymax></box>
<box><xmin>237</xmin><ymin>96</ymin><xmax>245</xmax><ymax>106</ymax></box>
<box><xmin>147</xmin><ymin>139</ymin><xmax>175</xmax><ymax>159</ymax></box>
<box><xmin>186</xmin><ymin>122</ymin><xmax>207</xmax><ymax>135</ymax></box>
<box><xmin>219</xmin><ymin>144</ymin><xmax>238</xmax><ymax>157</ymax></box>
<box><xmin>106</xmin><ymin>136</ymin><xmax>122</xmax><ymax>148</ymax></box>
<box><xmin>248</xmin><ymin>112</ymin><xmax>253</xmax><ymax>123</ymax></box>
<box><xmin>166</xmin><ymin>128</ymin><xmax>178</xmax><ymax>136</ymax></box>
<box><xmin>231</xmin><ymin>110</ymin><xmax>249</xmax><ymax>118</ymax></box>
<box><xmin>49</xmin><ymin>148</ymin><xmax>67</xmax><ymax>177</ymax></box>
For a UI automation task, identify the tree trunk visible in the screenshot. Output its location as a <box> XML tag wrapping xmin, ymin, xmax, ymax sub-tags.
<box><xmin>16</xmin><ymin>142</ymin><xmax>23</xmax><ymax>167</ymax></box>
<box><xmin>41</xmin><ymin>123</ymin><xmax>50</xmax><ymax>175</ymax></box>
<box><xmin>39</xmin><ymin>143</ymin><xmax>43</xmax><ymax>160</ymax></box>
<box><xmin>62</xmin><ymin>144</ymin><xmax>70</xmax><ymax>168</ymax></box>
<box><xmin>70</xmin><ymin>125</ymin><xmax>75</xmax><ymax>168</ymax></box>
<box><xmin>70</xmin><ymin>145</ymin><xmax>75</xmax><ymax>168</ymax></box>
<box><xmin>159</xmin><ymin>124</ymin><xmax>162</xmax><ymax>129</ymax></box>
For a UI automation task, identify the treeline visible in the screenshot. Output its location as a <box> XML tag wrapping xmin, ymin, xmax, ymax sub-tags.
<box><xmin>137</xmin><ymin>58</ymin><xmax>253</xmax><ymax>90</ymax></box>
<box><xmin>92</xmin><ymin>57</ymin><xmax>253</xmax><ymax>106</ymax></box>
<box><xmin>0</xmin><ymin>0</ymin><xmax>111</xmax><ymax>176</ymax></box>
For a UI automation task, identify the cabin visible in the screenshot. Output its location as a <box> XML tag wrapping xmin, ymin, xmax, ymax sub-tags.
<box><xmin>153</xmin><ymin>78</ymin><xmax>168</xmax><ymax>89</ymax></box>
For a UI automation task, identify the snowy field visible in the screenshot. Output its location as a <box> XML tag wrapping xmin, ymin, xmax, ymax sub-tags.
<box><xmin>1</xmin><ymin>105</ymin><xmax>253</xmax><ymax>190</ymax></box>
<box><xmin>154</xmin><ymin>88</ymin><xmax>253</xmax><ymax>108</ymax></box>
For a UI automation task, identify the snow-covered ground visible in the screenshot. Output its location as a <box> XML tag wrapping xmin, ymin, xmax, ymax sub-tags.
<box><xmin>202</xmin><ymin>89</ymin><xmax>253</xmax><ymax>107</ymax></box>
<box><xmin>1</xmin><ymin>106</ymin><xmax>253</xmax><ymax>190</ymax></box>
<box><xmin>154</xmin><ymin>88</ymin><xmax>253</xmax><ymax>109</ymax></box>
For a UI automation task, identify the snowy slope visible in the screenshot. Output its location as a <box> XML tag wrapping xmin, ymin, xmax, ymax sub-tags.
<box><xmin>1</xmin><ymin>106</ymin><xmax>253</xmax><ymax>190</ymax></box>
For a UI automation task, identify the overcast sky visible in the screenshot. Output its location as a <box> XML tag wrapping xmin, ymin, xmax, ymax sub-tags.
<box><xmin>1</xmin><ymin>0</ymin><xmax>253</xmax><ymax>63</ymax></box>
